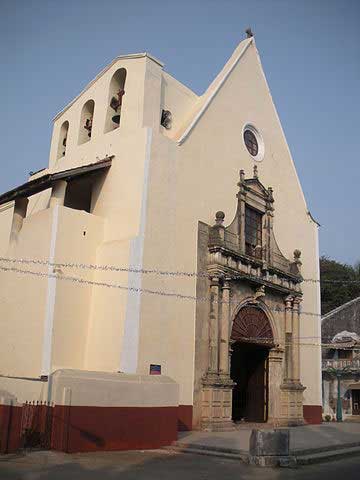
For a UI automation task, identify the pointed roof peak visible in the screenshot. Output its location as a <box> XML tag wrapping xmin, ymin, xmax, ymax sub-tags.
<box><xmin>177</xmin><ymin>36</ymin><xmax>254</xmax><ymax>144</ymax></box>
<box><xmin>245</xmin><ymin>27</ymin><xmax>254</xmax><ymax>38</ymax></box>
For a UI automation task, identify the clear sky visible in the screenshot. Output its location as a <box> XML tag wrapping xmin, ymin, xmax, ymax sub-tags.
<box><xmin>1</xmin><ymin>0</ymin><xmax>359</xmax><ymax>265</ymax></box>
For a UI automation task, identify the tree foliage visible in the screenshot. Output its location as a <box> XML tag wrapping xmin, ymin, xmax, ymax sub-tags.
<box><xmin>320</xmin><ymin>256</ymin><xmax>360</xmax><ymax>315</ymax></box>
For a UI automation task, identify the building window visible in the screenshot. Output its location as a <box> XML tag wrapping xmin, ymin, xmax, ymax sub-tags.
<box><xmin>57</xmin><ymin>121</ymin><xmax>69</xmax><ymax>159</ymax></box>
<box><xmin>245</xmin><ymin>206</ymin><xmax>262</xmax><ymax>257</ymax></box>
<box><xmin>105</xmin><ymin>68</ymin><xmax>127</xmax><ymax>133</ymax></box>
<box><xmin>338</xmin><ymin>350</ymin><xmax>352</xmax><ymax>360</ymax></box>
<box><xmin>242</xmin><ymin>124</ymin><xmax>264</xmax><ymax>161</ymax></box>
<box><xmin>244</xmin><ymin>130</ymin><xmax>258</xmax><ymax>156</ymax></box>
<box><xmin>78</xmin><ymin>100</ymin><xmax>95</xmax><ymax>145</ymax></box>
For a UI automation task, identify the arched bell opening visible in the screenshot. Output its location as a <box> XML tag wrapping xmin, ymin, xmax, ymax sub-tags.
<box><xmin>78</xmin><ymin>100</ymin><xmax>95</xmax><ymax>145</ymax></box>
<box><xmin>104</xmin><ymin>68</ymin><xmax>127</xmax><ymax>133</ymax></box>
<box><xmin>230</xmin><ymin>305</ymin><xmax>274</xmax><ymax>423</ymax></box>
<box><xmin>57</xmin><ymin>121</ymin><xmax>69</xmax><ymax>159</ymax></box>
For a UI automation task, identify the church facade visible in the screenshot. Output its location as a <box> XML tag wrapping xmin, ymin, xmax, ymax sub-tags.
<box><xmin>0</xmin><ymin>35</ymin><xmax>322</xmax><ymax>440</ymax></box>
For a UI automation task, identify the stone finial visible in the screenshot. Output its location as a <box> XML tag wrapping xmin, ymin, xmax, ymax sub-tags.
<box><xmin>253</xmin><ymin>165</ymin><xmax>258</xmax><ymax>179</ymax></box>
<box><xmin>239</xmin><ymin>169</ymin><xmax>245</xmax><ymax>182</ymax></box>
<box><xmin>293</xmin><ymin>249</ymin><xmax>302</xmax><ymax>273</ymax></box>
<box><xmin>246</xmin><ymin>27</ymin><xmax>254</xmax><ymax>38</ymax></box>
<box><xmin>294</xmin><ymin>249</ymin><xmax>301</xmax><ymax>261</ymax></box>
<box><xmin>215</xmin><ymin>211</ymin><xmax>225</xmax><ymax>226</ymax></box>
<box><xmin>254</xmin><ymin>285</ymin><xmax>265</xmax><ymax>300</ymax></box>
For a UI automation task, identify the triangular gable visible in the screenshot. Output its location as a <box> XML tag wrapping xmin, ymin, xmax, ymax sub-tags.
<box><xmin>244</xmin><ymin>177</ymin><xmax>270</xmax><ymax>199</ymax></box>
<box><xmin>176</xmin><ymin>37</ymin><xmax>253</xmax><ymax>144</ymax></box>
<box><xmin>174</xmin><ymin>36</ymin><xmax>312</xmax><ymax>216</ymax></box>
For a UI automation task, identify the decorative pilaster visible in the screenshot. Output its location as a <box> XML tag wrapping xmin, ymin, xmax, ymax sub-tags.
<box><xmin>237</xmin><ymin>170</ymin><xmax>246</xmax><ymax>253</ymax></box>
<box><xmin>279</xmin><ymin>296</ymin><xmax>305</xmax><ymax>425</ymax></box>
<box><xmin>209</xmin><ymin>276</ymin><xmax>220</xmax><ymax>373</ymax></box>
<box><xmin>267</xmin><ymin>347</ymin><xmax>284</xmax><ymax>423</ymax></box>
<box><xmin>292</xmin><ymin>297</ymin><xmax>301</xmax><ymax>382</ymax></box>
<box><xmin>219</xmin><ymin>278</ymin><xmax>231</xmax><ymax>375</ymax></box>
<box><xmin>201</xmin><ymin>276</ymin><xmax>234</xmax><ymax>431</ymax></box>
<box><xmin>284</xmin><ymin>295</ymin><xmax>293</xmax><ymax>381</ymax></box>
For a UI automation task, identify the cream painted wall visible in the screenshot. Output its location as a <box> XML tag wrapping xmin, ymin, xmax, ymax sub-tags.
<box><xmin>161</xmin><ymin>72</ymin><xmax>198</xmax><ymax>139</ymax></box>
<box><xmin>0</xmin><ymin>41</ymin><xmax>321</xmax><ymax>410</ymax></box>
<box><xmin>0</xmin><ymin>55</ymin><xmax>166</xmax><ymax>382</ymax></box>
<box><xmin>50</xmin><ymin>206</ymin><xmax>104</xmax><ymax>370</ymax></box>
<box><xmin>0</xmin><ymin>203</ymin><xmax>13</xmax><ymax>255</ymax></box>
<box><xmin>138</xmin><ymin>41</ymin><xmax>321</xmax><ymax>407</ymax></box>
<box><xmin>0</xmin><ymin>208</ymin><xmax>53</xmax><ymax>377</ymax></box>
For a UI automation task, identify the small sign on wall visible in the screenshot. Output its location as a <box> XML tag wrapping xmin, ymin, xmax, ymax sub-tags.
<box><xmin>150</xmin><ymin>364</ymin><xmax>161</xmax><ymax>375</ymax></box>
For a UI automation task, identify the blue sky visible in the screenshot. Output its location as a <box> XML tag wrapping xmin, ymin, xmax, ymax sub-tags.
<box><xmin>1</xmin><ymin>0</ymin><xmax>359</xmax><ymax>265</ymax></box>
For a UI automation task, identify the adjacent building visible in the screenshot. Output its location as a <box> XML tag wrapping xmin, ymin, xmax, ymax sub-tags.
<box><xmin>322</xmin><ymin>298</ymin><xmax>360</xmax><ymax>419</ymax></box>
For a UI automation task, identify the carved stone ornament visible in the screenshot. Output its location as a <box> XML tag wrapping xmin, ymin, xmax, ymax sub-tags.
<box><xmin>207</xmin><ymin>169</ymin><xmax>303</xmax><ymax>296</ymax></box>
<box><xmin>231</xmin><ymin>306</ymin><xmax>274</xmax><ymax>346</ymax></box>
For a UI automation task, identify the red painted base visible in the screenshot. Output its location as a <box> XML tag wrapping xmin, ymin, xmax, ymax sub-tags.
<box><xmin>0</xmin><ymin>405</ymin><xmax>22</xmax><ymax>454</ymax></box>
<box><xmin>51</xmin><ymin>405</ymin><xmax>179</xmax><ymax>453</ymax></box>
<box><xmin>303</xmin><ymin>405</ymin><xmax>322</xmax><ymax>424</ymax></box>
<box><xmin>178</xmin><ymin>405</ymin><xmax>193</xmax><ymax>431</ymax></box>
<box><xmin>1</xmin><ymin>403</ymin><xmax>186</xmax><ymax>454</ymax></box>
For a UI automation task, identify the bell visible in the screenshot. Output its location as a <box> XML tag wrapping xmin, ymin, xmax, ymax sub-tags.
<box><xmin>112</xmin><ymin>115</ymin><xmax>120</xmax><ymax>125</ymax></box>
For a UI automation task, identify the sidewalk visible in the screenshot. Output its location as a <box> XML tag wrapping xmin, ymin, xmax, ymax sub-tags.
<box><xmin>169</xmin><ymin>422</ymin><xmax>360</xmax><ymax>464</ymax></box>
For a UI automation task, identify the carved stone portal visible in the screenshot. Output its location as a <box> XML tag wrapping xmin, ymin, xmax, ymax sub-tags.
<box><xmin>197</xmin><ymin>168</ymin><xmax>305</xmax><ymax>429</ymax></box>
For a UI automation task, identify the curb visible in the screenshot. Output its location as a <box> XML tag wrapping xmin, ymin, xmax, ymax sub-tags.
<box><xmin>296</xmin><ymin>446</ymin><xmax>360</xmax><ymax>465</ymax></box>
<box><xmin>166</xmin><ymin>441</ymin><xmax>360</xmax><ymax>467</ymax></box>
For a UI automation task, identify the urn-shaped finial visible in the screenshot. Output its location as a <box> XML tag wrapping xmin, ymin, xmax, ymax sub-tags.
<box><xmin>215</xmin><ymin>211</ymin><xmax>225</xmax><ymax>226</ymax></box>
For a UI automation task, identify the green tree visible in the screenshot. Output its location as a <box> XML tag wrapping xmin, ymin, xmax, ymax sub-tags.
<box><xmin>320</xmin><ymin>256</ymin><xmax>360</xmax><ymax>315</ymax></box>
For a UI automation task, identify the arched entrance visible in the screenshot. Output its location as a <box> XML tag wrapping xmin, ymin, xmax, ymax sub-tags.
<box><xmin>230</xmin><ymin>305</ymin><xmax>274</xmax><ymax>423</ymax></box>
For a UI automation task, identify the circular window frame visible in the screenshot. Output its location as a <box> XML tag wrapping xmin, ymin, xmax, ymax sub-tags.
<box><xmin>242</xmin><ymin>124</ymin><xmax>264</xmax><ymax>162</ymax></box>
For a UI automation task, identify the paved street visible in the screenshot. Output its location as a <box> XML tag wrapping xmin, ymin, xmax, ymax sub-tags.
<box><xmin>1</xmin><ymin>449</ymin><xmax>360</xmax><ymax>480</ymax></box>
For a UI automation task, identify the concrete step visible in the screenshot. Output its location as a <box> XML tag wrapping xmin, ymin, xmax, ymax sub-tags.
<box><xmin>292</xmin><ymin>440</ymin><xmax>360</xmax><ymax>456</ymax></box>
<box><xmin>164</xmin><ymin>445</ymin><xmax>248</xmax><ymax>462</ymax></box>
<box><xmin>166</xmin><ymin>441</ymin><xmax>360</xmax><ymax>467</ymax></box>
<box><xmin>296</xmin><ymin>446</ymin><xmax>360</xmax><ymax>465</ymax></box>
<box><xmin>171</xmin><ymin>441</ymin><xmax>248</xmax><ymax>456</ymax></box>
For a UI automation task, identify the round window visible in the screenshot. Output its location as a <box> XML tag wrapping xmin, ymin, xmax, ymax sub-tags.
<box><xmin>242</xmin><ymin>124</ymin><xmax>264</xmax><ymax>161</ymax></box>
<box><xmin>244</xmin><ymin>130</ymin><xmax>258</xmax><ymax>156</ymax></box>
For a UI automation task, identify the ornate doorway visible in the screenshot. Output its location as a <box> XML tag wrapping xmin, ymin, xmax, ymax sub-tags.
<box><xmin>230</xmin><ymin>306</ymin><xmax>273</xmax><ymax>423</ymax></box>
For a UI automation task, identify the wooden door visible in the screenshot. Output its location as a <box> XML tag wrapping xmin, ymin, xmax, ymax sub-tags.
<box><xmin>231</xmin><ymin>343</ymin><xmax>269</xmax><ymax>423</ymax></box>
<box><xmin>352</xmin><ymin>390</ymin><xmax>360</xmax><ymax>415</ymax></box>
<box><xmin>245</xmin><ymin>350</ymin><xmax>268</xmax><ymax>422</ymax></box>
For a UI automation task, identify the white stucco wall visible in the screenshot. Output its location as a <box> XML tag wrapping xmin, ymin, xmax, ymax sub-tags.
<box><xmin>0</xmin><ymin>42</ymin><xmax>321</xmax><ymax>412</ymax></box>
<box><xmin>137</xmin><ymin>40</ymin><xmax>321</xmax><ymax>407</ymax></box>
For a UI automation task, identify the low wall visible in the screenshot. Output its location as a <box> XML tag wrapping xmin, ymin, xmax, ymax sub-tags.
<box><xmin>51</xmin><ymin>405</ymin><xmax>178</xmax><ymax>452</ymax></box>
<box><xmin>0</xmin><ymin>404</ymin><xmax>22</xmax><ymax>453</ymax></box>
<box><xmin>0</xmin><ymin>369</ymin><xmax>180</xmax><ymax>453</ymax></box>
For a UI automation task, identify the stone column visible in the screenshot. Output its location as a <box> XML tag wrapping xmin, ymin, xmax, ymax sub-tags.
<box><xmin>280</xmin><ymin>296</ymin><xmax>305</xmax><ymax>425</ymax></box>
<box><xmin>9</xmin><ymin>197</ymin><xmax>29</xmax><ymax>245</ymax></box>
<box><xmin>219</xmin><ymin>278</ymin><xmax>231</xmax><ymax>375</ymax></box>
<box><xmin>209</xmin><ymin>276</ymin><xmax>220</xmax><ymax>373</ymax></box>
<box><xmin>201</xmin><ymin>275</ymin><xmax>234</xmax><ymax>431</ymax></box>
<box><xmin>267</xmin><ymin>347</ymin><xmax>284</xmax><ymax>423</ymax></box>
<box><xmin>284</xmin><ymin>296</ymin><xmax>293</xmax><ymax>381</ymax></box>
<box><xmin>49</xmin><ymin>180</ymin><xmax>67</xmax><ymax>208</ymax></box>
<box><xmin>292</xmin><ymin>297</ymin><xmax>301</xmax><ymax>383</ymax></box>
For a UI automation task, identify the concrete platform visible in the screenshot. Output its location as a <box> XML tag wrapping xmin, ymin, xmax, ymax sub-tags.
<box><xmin>168</xmin><ymin>422</ymin><xmax>360</xmax><ymax>465</ymax></box>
